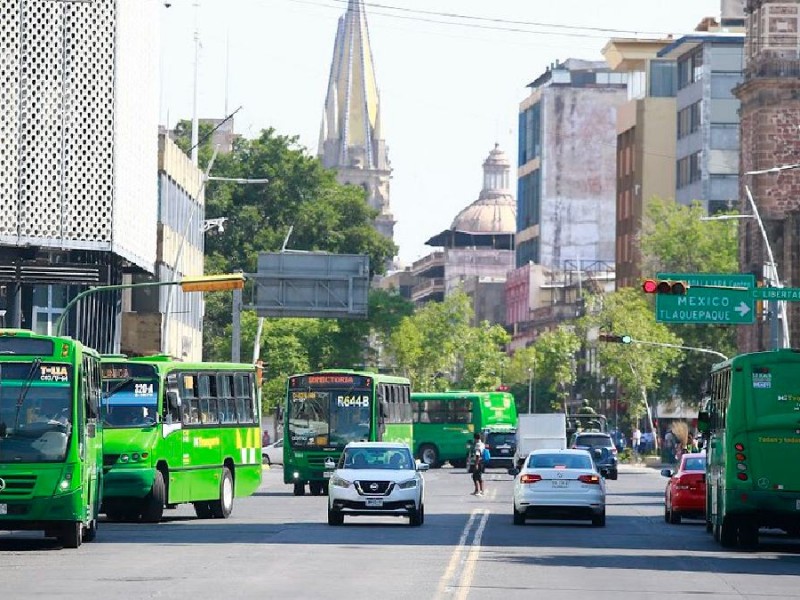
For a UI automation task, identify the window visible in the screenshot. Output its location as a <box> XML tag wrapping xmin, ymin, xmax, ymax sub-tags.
<box><xmin>234</xmin><ymin>373</ymin><xmax>255</xmax><ymax>424</ymax></box>
<box><xmin>676</xmin><ymin>151</ymin><xmax>702</xmax><ymax>188</ymax></box>
<box><xmin>198</xmin><ymin>374</ymin><xmax>219</xmax><ymax>425</ymax></box>
<box><xmin>677</xmin><ymin>47</ymin><xmax>704</xmax><ymax>89</ymax></box>
<box><xmin>180</xmin><ymin>373</ymin><xmax>201</xmax><ymax>425</ymax></box>
<box><xmin>649</xmin><ymin>60</ymin><xmax>676</xmax><ymax>97</ymax></box>
<box><xmin>677</xmin><ymin>102</ymin><xmax>701</xmax><ymax>139</ymax></box>
<box><xmin>218</xmin><ymin>374</ymin><xmax>237</xmax><ymax>424</ymax></box>
<box><xmin>31</xmin><ymin>285</ymin><xmax>68</xmax><ymax>335</ymax></box>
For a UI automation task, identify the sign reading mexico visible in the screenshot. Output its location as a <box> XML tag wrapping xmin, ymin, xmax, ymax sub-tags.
<box><xmin>654</xmin><ymin>273</ymin><xmax>755</xmax><ymax>325</ymax></box>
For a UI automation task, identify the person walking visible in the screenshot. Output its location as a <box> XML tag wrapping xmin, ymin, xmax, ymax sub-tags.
<box><xmin>631</xmin><ymin>427</ymin><xmax>642</xmax><ymax>463</ymax></box>
<box><xmin>469</xmin><ymin>433</ymin><xmax>485</xmax><ymax>496</ymax></box>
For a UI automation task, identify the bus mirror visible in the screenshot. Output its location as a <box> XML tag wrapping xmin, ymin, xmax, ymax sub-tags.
<box><xmin>380</xmin><ymin>400</ymin><xmax>389</xmax><ymax>420</ymax></box>
<box><xmin>167</xmin><ymin>391</ymin><xmax>181</xmax><ymax>410</ymax></box>
<box><xmin>697</xmin><ymin>411</ymin><xmax>710</xmax><ymax>433</ymax></box>
<box><xmin>87</xmin><ymin>395</ymin><xmax>100</xmax><ymax>419</ymax></box>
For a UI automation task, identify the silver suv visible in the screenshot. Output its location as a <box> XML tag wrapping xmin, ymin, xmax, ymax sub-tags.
<box><xmin>327</xmin><ymin>442</ymin><xmax>428</xmax><ymax>526</ymax></box>
<box><xmin>569</xmin><ymin>432</ymin><xmax>618</xmax><ymax>480</ymax></box>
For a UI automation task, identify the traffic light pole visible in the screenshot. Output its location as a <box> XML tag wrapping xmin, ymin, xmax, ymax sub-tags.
<box><xmin>626</xmin><ymin>339</ymin><xmax>729</xmax><ymax>361</ymax></box>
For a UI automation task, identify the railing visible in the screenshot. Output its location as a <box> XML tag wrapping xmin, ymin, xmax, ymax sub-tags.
<box><xmin>745</xmin><ymin>57</ymin><xmax>800</xmax><ymax>78</ymax></box>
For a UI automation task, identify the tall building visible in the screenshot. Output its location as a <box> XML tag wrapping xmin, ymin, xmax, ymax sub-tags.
<box><xmin>0</xmin><ymin>0</ymin><xmax>160</xmax><ymax>351</ymax></box>
<box><xmin>603</xmin><ymin>38</ymin><xmax>678</xmax><ymax>289</ymax></box>
<box><xmin>657</xmin><ymin>30</ymin><xmax>745</xmax><ymax>214</ymax></box>
<box><xmin>516</xmin><ymin>59</ymin><xmax>628</xmax><ymax>271</ymax></box>
<box><xmin>411</xmin><ymin>145</ymin><xmax>516</xmax><ymax>326</ymax></box>
<box><xmin>735</xmin><ymin>0</ymin><xmax>800</xmax><ymax>351</ymax></box>
<box><xmin>318</xmin><ymin>0</ymin><xmax>394</xmax><ymax>245</ymax></box>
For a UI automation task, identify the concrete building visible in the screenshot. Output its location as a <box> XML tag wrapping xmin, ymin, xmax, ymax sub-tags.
<box><xmin>602</xmin><ymin>38</ymin><xmax>678</xmax><ymax>290</ymax></box>
<box><xmin>411</xmin><ymin>145</ymin><xmax>516</xmax><ymax>326</ymax></box>
<box><xmin>735</xmin><ymin>0</ymin><xmax>800</xmax><ymax>351</ymax></box>
<box><xmin>0</xmin><ymin>0</ymin><xmax>160</xmax><ymax>352</ymax></box>
<box><xmin>318</xmin><ymin>0</ymin><xmax>394</xmax><ymax>247</ymax></box>
<box><xmin>657</xmin><ymin>32</ymin><xmax>745</xmax><ymax>214</ymax></box>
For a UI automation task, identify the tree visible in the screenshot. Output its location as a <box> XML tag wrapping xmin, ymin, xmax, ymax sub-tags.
<box><xmin>532</xmin><ymin>326</ymin><xmax>581</xmax><ymax>412</ymax></box>
<box><xmin>640</xmin><ymin>197</ymin><xmax>739</xmax><ymax>401</ymax></box>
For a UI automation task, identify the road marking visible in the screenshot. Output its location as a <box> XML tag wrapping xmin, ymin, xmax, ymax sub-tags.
<box><xmin>434</xmin><ymin>508</ymin><xmax>490</xmax><ymax>599</ymax></box>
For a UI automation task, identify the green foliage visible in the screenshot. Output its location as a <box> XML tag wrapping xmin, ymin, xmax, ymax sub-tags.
<box><xmin>533</xmin><ymin>327</ymin><xmax>581</xmax><ymax>411</ymax></box>
<box><xmin>458</xmin><ymin>322</ymin><xmax>511</xmax><ymax>391</ymax></box>
<box><xmin>640</xmin><ymin>197</ymin><xmax>739</xmax><ymax>401</ymax></box>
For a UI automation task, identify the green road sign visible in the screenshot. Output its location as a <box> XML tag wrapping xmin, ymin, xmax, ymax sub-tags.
<box><xmin>655</xmin><ymin>273</ymin><xmax>755</xmax><ymax>324</ymax></box>
<box><xmin>752</xmin><ymin>287</ymin><xmax>800</xmax><ymax>301</ymax></box>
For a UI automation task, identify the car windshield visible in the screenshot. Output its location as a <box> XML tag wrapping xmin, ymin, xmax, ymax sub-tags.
<box><xmin>575</xmin><ymin>434</ymin><xmax>613</xmax><ymax>448</ymax></box>
<box><xmin>528</xmin><ymin>453</ymin><xmax>593</xmax><ymax>470</ymax></box>
<box><xmin>487</xmin><ymin>432</ymin><xmax>515</xmax><ymax>445</ymax></box>
<box><xmin>683</xmin><ymin>457</ymin><xmax>706</xmax><ymax>471</ymax></box>
<box><xmin>101</xmin><ymin>362</ymin><xmax>159</xmax><ymax>428</ymax></box>
<box><xmin>0</xmin><ymin>362</ymin><xmax>73</xmax><ymax>463</ymax></box>
<box><xmin>339</xmin><ymin>447</ymin><xmax>413</xmax><ymax>470</ymax></box>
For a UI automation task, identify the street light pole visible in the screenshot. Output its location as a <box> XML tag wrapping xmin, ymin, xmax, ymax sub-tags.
<box><xmin>527</xmin><ymin>368</ymin><xmax>532</xmax><ymax>414</ymax></box>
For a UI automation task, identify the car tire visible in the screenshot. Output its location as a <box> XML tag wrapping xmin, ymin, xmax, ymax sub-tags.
<box><xmin>409</xmin><ymin>503</ymin><xmax>424</xmax><ymax>526</ymax></box>
<box><xmin>263</xmin><ymin>455</ymin><xmax>271</xmax><ymax>466</ymax></box>
<box><xmin>668</xmin><ymin>508</ymin><xmax>681</xmax><ymax>524</ymax></box>
<box><xmin>141</xmin><ymin>470</ymin><xmax>166</xmax><ymax>523</ymax></box>
<box><xmin>328</xmin><ymin>507</ymin><xmax>344</xmax><ymax>526</ymax></box>
<box><xmin>705</xmin><ymin>517</ymin><xmax>713</xmax><ymax>534</ymax></box>
<box><xmin>419</xmin><ymin>444</ymin><xmax>440</xmax><ymax>468</ymax></box>
<box><xmin>293</xmin><ymin>482</ymin><xmax>306</xmax><ymax>496</ymax></box>
<box><xmin>664</xmin><ymin>505</ymin><xmax>670</xmax><ymax>523</ymax></box>
<box><xmin>210</xmin><ymin>467</ymin><xmax>234</xmax><ymax>519</ymax></box>
<box><xmin>609</xmin><ymin>469</ymin><xmax>618</xmax><ymax>481</ymax></box>
<box><xmin>592</xmin><ymin>511</ymin><xmax>606</xmax><ymax>527</ymax></box>
<box><xmin>83</xmin><ymin>518</ymin><xmax>98</xmax><ymax>543</ymax></box>
<box><xmin>513</xmin><ymin>506</ymin><xmax>525</xmax><ymax>525</ymax></box>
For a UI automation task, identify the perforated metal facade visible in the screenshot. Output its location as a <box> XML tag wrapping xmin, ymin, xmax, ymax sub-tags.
<box><xmin>0</xmin><ymin>0</ymin><xmax>159</xmax><ymax>271</ymax></box>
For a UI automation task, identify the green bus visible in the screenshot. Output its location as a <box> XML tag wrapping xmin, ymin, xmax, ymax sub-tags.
<box><xmin>701</xmin><ymin>348</ymin><xmax>800</xmax><ymax>548</ymax></box>
<box><xmin>411</xmin><ymin>391</ymin><xmax>518</xmax><ymax>467</ymax></box>
<box><xmin>284</xmin><ymin>370</ymin><xmax>412</xmax><ymax>496</ymax></box>
<box><xmin>0</xmin><ymin>330</ymin><xmax>102</xmax><ymax>548</ymax></box>
<box><xmin>100</xmin><ymin>355</ymin><xmax>262</xmax><ymax>522</ymax></box>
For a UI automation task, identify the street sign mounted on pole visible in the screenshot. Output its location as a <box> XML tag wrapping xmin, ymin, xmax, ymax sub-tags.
<box><xmin>655</xmin><ymin>273</ymin><xmax>755</xmax><ymax>325</ymax></box>
<box><xmin>752</xmin><ymin>287</ymin><xmax>800</xmax><ymax>301</ymax></box>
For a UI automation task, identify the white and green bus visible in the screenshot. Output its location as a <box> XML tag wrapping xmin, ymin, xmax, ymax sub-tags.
<box><xmin>100</xmin><ymin>355</ymin><xmax>262</xmax><ymax>522</ymax></box>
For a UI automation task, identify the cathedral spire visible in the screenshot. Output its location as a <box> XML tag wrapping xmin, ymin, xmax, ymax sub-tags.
<box><xmin>318</xmin><ymin>0</ymin><xmax>395</xmax><ymax>249</ymax></box>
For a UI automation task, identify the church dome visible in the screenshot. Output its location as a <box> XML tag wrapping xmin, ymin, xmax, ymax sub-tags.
<box><xmin>450</xmin><ymin>144</ymin><xmax>516</xmax><ymax>234</ymax></box>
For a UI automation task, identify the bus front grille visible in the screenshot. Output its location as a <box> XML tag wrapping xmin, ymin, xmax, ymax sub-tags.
<box><xmin>0</xmin><ymin>474</ymin><xmax>37</xmax><ymax>498</ymax></box>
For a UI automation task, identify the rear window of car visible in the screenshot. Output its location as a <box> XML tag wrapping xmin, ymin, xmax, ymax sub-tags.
<box><xmin>574</xmin><ymin>434</ymin><xmax>613</xmax><ymax>448</ymax></box>
<box><xmin>487</xmin><ymin>433</ymin><xmax>515</xmax><ymax>445</ymax></box>
<box><xmin>528</xmin><ymin>453</ymin><xmax>593</xmax><ymax>470</ymax></box>
<box><xmin>683</xmin><ymin>457</ymin><xmax>706</xmax><ymax>471</ymax></box>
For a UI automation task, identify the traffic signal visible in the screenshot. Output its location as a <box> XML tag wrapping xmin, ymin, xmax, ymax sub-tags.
<box><xmin>598</xmin><ymin>334</ymin><xmax>632</xmax><ymax>344</ymax></box>
<box><xmin>641</xmin><ymin>279</ymin><xmax>688</xmax><ymax>295</ymax></box>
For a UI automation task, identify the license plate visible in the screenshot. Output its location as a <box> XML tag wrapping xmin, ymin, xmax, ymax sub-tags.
<box><xmin>365</xmin><ymin>498</ymin><xmax>383</xmax><ymax>507</ymax></box>
<box><xmin>500</xmin><ymin>449</ymin><xmax>509</xmax><ymax>454</ymax></box>
<box><xmin>0</xmin><ymin>504</ymin><xmax>6</xmax><ymax>515</ymax></box>
<box><xmin>551</xmin><ymin>480</ymin><xmax>568</xmax><ymax>488</ymax></box>
<box><xmin>323</xmin><ymin>471</ymin><xmax>332</xmax><ymax>478</ymax></box>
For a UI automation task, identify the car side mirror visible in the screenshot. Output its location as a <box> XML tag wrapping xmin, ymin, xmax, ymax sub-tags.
<box><xmin>660</xmin><ymin>468</ymin><xmax>673</xmax><ymax>478</ymax></box>
<box><xmin>416</xmin><ymin>461</ymin><xmax>430</xmax><ymax>472</ymax></box>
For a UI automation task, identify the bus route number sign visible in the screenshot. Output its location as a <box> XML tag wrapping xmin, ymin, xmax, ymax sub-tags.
<box><xmin>337</xmin><ymin>395</ymin><xmax>369</xmax><ymax>408</ymax></box>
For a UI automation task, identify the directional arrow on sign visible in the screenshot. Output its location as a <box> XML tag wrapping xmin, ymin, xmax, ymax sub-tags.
<box><xmin>734</xmin><ymin>302</ymin><xmax>751</xmax><ymax>317</ymax></box>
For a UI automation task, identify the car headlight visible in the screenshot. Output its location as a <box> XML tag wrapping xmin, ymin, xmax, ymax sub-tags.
<box><xmin>397</xmin><ymin>478</ymin><xmax>418</xmax><ymax>490</ymax></box>
<box><xmin>330</xmin><ymin>475</ymin><xmax>352</xmax><ymax>488</ymax></box>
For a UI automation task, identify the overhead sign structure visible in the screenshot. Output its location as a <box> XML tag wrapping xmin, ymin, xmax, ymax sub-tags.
<box><xmin>249</xmin><ymin>252</ymin><xmax>369</xmax><ymax>319</ymax></box>
<box><xmin>655</xmin><ymin>273</ymin><xmax>755</xmax><ymax>325</ymax></box>
<box><xmin>752</xmin><ymin>287</ymin><xmax>800</xmax><ymax>301</ymax></box>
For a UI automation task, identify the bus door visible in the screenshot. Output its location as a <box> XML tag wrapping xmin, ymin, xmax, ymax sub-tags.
<box><xmin>163</xmin><ymin>373</ymin><xmax>191</xmax><ymax>503</ymax></box>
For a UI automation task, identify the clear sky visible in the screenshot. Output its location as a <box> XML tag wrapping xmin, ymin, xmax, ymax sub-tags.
<box><xmin>160</xmin><ymin>0</ymin><xmax>723</xmax><ymax>266</ymax></box>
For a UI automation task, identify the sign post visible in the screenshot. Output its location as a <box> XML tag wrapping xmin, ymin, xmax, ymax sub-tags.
<box><xmin>655</xmin><ymin>273</ymin><xmax>755</xmax><ymax>325</ymax></box>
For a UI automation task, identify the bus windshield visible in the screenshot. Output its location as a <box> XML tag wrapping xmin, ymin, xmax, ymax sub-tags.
<box><xmin>0</xmin><ymin>362</ymin><xmax>73</xmax><ymax>463</ymax></box>
<box><xmin>288</xmin><ymin>380</ymin><xmax>372</xmax><ymax>448</ymax></box>
<box><xmin>101</xmin><ymin>362</ymin><xmax>159</xmax><ymax>428</ymax></box>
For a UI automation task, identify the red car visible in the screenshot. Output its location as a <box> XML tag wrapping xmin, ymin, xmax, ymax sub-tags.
<box><xmin>662</xmin><ymin>452</ymin><xmax>706</xmax><ymax>524</ymax></box>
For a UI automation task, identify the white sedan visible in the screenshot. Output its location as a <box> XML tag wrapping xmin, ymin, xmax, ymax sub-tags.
<box><xmin>262</xmin><ymin>439</ymin><xmax>284</xmax><ymax>465</ymax></box>
<box><xmin>512</xmin><ymin>448</ymin><xmax>606</xmax><ymax>527</ymax></box>
<box><xmin>327</xmin><ymin>441</ymin><xmax>428</xmax><ymax>526</ymax></box>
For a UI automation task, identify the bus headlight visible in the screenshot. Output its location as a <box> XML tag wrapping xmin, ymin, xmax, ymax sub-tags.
<box><xmin>54</xmin><ymin>467</ymin><xmax>76</xmax><ymax>494</ymax></box>
<box><xmin>330</xmin><ymin>475</ymin><xmax>352</xmax><ymax>488</ymax></box>
<box><xmin>397</xmin><ymin>479</ymin><xmax>418</xmax><ymax>490</ymax></box>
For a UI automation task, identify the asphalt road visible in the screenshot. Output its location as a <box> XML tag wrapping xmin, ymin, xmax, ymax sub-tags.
<box><xmin>2</xmin><ymin>463</ymin><xmax>800</xmax><ymax>599</ymax></box>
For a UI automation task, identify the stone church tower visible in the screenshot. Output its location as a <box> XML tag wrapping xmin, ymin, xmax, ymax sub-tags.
<box><xmin>735</xmin><ymin>0</ymin><xmax>800</xmax><ymax>351</ymax></box>
<box><xmin>318</xmin><ymin>0</ymin><xmax>394</xmax><ymax>246</ymax></box>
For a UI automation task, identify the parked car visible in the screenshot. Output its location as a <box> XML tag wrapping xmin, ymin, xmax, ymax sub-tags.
<box><xmin>483</xmin><ymin>429</ymin><xmax>517</xmax><ymax>468</ymax></box>
<box><xmin>569</xmin><ymin>432</ymin><xmax>618</xmax><ymax>480</ymax></box>
<box><xmin>662</xmin><ymin>452</ymin><xmax>706</xmax><ymax>524</ymax></box>
<box><xmin>262</xmin><ymin>439</ymin><xmax>284</xmax><ymax>466</ymax></box>
<box><xmin>512</xmin><ymin>448</ymin><xmax>606</xmax><ymax>526</ymax></box>
<box><xmin>327</xmin><ymin>442</ymin><xmax>428</xmax><ymax>526</ymax></box>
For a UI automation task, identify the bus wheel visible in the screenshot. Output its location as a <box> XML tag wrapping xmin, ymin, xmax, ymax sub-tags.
<box><xmin>83</xmin><ymin>518</ymin><xmax>98</xmax><ymax>543</ymax></box>
<box><xmin>141</xmin><ymin>470</ymin><xmax>166</xmax><ymax>523</ymax></box>
<box><xmin>293</xmin><ymin>482</ymin><xmax>306</xmax><ymax>496</ymax></box>
<box><xmin>419</xmin><ymin>444</ymin><xmax>439</xmax><ymax>468</ymax></box>
<box><xmin>739</xmin><ymin>521</ymin><xmax>759</xmax><ymax>549</ymax></box>
<box><xmin>59</xmin><ymin>522</ymin><xmax>82</xmax><ymax>548</ymax></box>
<box><xmin>719</xmin><ymin>515</ymin><xmax>738</xmax><ymax>548</ymax></box>
<box><xmin>194</xmin><ymin>502</ymin><xmax>213</xmax><ymax>518</ymax></box>
<box><xmin>310</xmin><ymin>481</ymin><xmax>325</xmax><ymax>496</ymax></box>
<box><xmin>210</xmin><ymin>467</ymin><xmax>234</xmax><ymax>519</ymax></box>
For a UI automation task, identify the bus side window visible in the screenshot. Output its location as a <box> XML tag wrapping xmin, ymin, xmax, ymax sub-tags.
<box><xmin>180</xmin><ymin>373</ymin><xmax>200</xmax><ymax>426</ymax></box>
<box><xmin>234</xmin><ymin>373</ymin><xmax>254</xmax><ymax>424</ymax></box>
<box><xmin>218</xmin><ymin>374</ymin><xmax>235</xmax><ymax>424</ymax></box>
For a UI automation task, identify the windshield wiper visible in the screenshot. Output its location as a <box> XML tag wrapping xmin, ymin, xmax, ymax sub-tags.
<box><xmin>12</xmin><ymin>358</ymin><xmax>42</xmax><ymax>431</ymax></box>
<box><xmin>103</xmin><ymin>377</ymin><xmax>134</xmax><ymax>400</ymax></box>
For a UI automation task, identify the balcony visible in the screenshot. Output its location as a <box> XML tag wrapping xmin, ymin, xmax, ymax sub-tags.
<box><xmin>410</xmin><ymin>251</ymin><xmax>445</xmax><ymax>278</ymax></box>
<box><xmin>411</xmin><ymin>277</ymin><xmax>444</xmax><ymax>303</ymax></box>
<box><xmin>745</xmin><ymin>56</ymin><xmax>800</xmax><ymax>79</ymax></box>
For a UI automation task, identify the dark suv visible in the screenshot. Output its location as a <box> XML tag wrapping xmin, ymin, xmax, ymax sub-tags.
<box><xmin>570</xmin><ymin>432</ymin><xmax>618</xmax><ymax>480</ymax></box>
<box><xmin>483</xmin><ymin>429</ymin><xmax>517</xmax><ymax>468</ymax></box>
